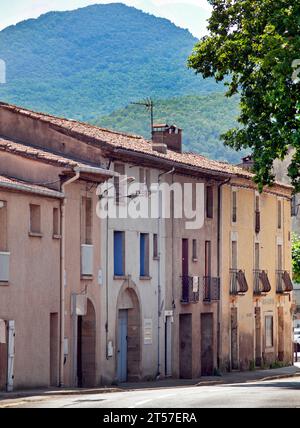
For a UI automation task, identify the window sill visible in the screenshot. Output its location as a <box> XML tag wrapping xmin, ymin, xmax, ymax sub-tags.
<box><xmin>114</xmin><ymin>275</ymin><xmax>127</xmax><ymax>280</ymax></box>
<box><xmin>0</xmin><ymin>281</ymin><xmax>9</xmax><ymax>287</ymax></box>
<box><xmin>140</xmin><ymin>276</ymin><xmax>152</xmax><ymax>280</ymax></box>
<box><xmin>28</xmin><ymin>232</ymin><xmax>43</xmax><ymax>238</ymax></box>
<box><xmin>81</xmin><ymin>275</ymin><xmax>93</xmax><ymax>280</ymax></box>
<box><xmin>53</xmin><ymin>234</ymin><xmax>62</xmax><ymax>240</ymax></box>
<box><xmin>153</xmin><ymin>256</ymin><xmax>160</xmax><ymax>261</ymax></box>
<box><xmin>192</xmin><ymin>258</ymin><xmax>198</xmax><ymax>263</ymax></box>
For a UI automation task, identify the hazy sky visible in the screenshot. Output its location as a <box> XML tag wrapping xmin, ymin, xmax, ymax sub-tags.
<box><xmin>0</xmin><ymin>0</ymin><xmax>212</xmax><ymax>38</ymax></box>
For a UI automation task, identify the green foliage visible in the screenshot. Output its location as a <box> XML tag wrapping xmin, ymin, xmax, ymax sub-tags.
<box><xmin>188</xmin><ymin>1</ymin><xmax>300</xmax><ymax>191</ymax></box>
<box><xmin>96</xmin><ymin>93</ymin><xmax>246</xmax><ymax>163</ymax></box>
<box><xmin>0</xmin><ymin>3</ymin><xmax>223</xmax><ymax>122</ymax></box>
<box><xmin>292</xmin><ymin>233</ymin><xmax>300</xmax><ymax>283</ymax></box>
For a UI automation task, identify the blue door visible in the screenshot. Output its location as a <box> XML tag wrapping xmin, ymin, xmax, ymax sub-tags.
<box><xmin>117</xmin><ymin>310</ymin><xmax>128</xmax><ymax>382</ymax></box>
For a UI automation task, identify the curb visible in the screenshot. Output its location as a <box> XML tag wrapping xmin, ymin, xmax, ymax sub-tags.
<box><xmin>246</xmin><ymin>372</ymin><xmax>300</xmax><ymax>383</ymax></box>
<box><xmin>0</xmin><ymin>387</ymin><xmax>123</xmax><ymax>401</ymax></box>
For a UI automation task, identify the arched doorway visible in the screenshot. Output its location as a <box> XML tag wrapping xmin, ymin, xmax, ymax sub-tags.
<box><xmin>117</xmin><ymin>284</ymin><xmax>141</xmax><ymax>382</ymax></box>
<box><xmin>77</xmin><ymin>299</ymin><xmax>96</xmax><ymax>387</ymax></box>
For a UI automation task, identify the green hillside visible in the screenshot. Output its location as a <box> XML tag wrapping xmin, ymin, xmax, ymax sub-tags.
<box><xmin>0</xmin><ymin>3</ymin><xmax>223</xmax><ymax>121</ymax></box>
<box><xmin>96</xmin><ymin>93</ymin><xmax>245</xmax><ymax>163</ymax></box>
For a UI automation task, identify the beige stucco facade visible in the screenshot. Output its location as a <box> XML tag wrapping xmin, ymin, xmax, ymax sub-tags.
<box><xmin>0</xmin><ymin>103</ymin><xmax>294</xmax><ymax>391</ymax></box>
<box><xmin>220</xmin><ymin>178</ymin><xmax>293</xmax><ymax>371</ymax></box>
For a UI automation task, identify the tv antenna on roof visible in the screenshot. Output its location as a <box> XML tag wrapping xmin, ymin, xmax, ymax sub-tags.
<box><xmin>131</xmin><ymin>97</ymin><xmax>154</xmax><ymax>139</ymax></box>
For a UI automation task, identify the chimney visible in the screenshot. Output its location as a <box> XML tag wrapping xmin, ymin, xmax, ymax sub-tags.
<box><xmin>152</xmin><ymin>124</ymin><xmax>182</xmax><ymax>153</ymax></box>
<box><xmin>238</xmin><ymin>155</ymin><xmax>253</xmax><ymax>171</ymax></box>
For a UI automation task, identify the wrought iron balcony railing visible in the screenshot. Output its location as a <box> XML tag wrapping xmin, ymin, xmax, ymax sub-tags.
<box><xmin>253</xmin><ymin>269</ymin><xmax>271</xmax><ymax>295</ymax></box>
<box><xmin>230</xmin><ymin>269</ymin><xmax>248</xmax><ymax>295</ymax></box>
<box><xmin>181</xmin><ymin>275</ymin><xmax>200</xmax><ymax>304</ymax></box>
<box><xmin>276</xmin><ymin>270</ymin><xmax>293</xmax><ymax>294</ymax></box>
<box><xmin>203</xmin><ymin>276</ymin><xmax>220</xmax><ymax>302</ymax></box>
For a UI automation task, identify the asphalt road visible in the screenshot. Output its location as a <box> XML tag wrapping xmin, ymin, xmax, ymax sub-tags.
<box><xmin>4</xmin><ymin>376</ymin><xmax>300</xmax><ymax>408</ymax></box>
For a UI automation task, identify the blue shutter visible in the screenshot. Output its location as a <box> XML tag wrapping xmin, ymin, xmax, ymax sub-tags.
<box><xmin>140</xmin><ymin>234</ymin><xmax>145</xmax><ymax>277</ymax></box>
<box><xmin>114</xmin><ymin>231</ymin><xmax>124</xmax><ymax>276</ymax></box>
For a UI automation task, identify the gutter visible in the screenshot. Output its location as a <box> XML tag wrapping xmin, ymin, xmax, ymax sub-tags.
<box><xmin>0</xmin><ymin>181</ymin><xmax>64</xmax><ymax>199</ymax></box>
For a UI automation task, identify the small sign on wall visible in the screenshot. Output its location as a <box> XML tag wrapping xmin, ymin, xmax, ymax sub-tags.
<box><xmin>144</xmin><ymin>319</ymin><xmax>153</xmax><ymax>345</ymax></box>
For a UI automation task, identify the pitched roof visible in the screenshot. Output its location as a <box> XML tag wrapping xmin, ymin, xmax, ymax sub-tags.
<box><xmin>0</xmin><ymin>102</ymin><xmax>292</xmax><ymax>193</ymax></box>
<box><xmin>0</xmin><ymin>136</ymin><xmax>91</xmax><ymax>169</ymax></box>
<box><xmin>0</xmin><ymin>102</ymin><xmax>253</xmax><ymax>179</ymax></box>
<box><xmin>0</xmin><ymin>175</ymin><xmax>64</xmax><ymax>198</ymax></box>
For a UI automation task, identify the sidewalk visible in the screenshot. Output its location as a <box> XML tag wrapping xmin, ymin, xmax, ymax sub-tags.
<box><xmin>1</xmin><ymin>364</ymin><xmax>300</xmax><ymax>402</ymax></box>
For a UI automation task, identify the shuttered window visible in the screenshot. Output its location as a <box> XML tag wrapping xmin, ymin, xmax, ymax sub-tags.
<box><xmin>0</xmin><ymin>201</ymin><xmax>7</xmax><ymax>251</ymax></box>
<box><xmin>140</xmin><ymin>233</ymin><xmax>149</xmax><ymax>277</ymax></box>
<box><xmin>114</xmin><ymin>231</ymin><xmax>125</xmax><ymax>276</ymax></box>
<box><xmin>206</xmin><ymin>186</ymin><xmax>213</xmax><ymax>219</ymax></box>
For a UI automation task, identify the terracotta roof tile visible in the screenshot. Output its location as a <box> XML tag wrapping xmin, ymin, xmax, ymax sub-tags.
<box><xmin>0</xmin><ymin>103</ymin><xmax>291</xmax><ymax>191</ymax></box>
<box><xmin>0</xmin><ymin>136</ymin><xmax>89</xmax><ymax>168</ymax></box>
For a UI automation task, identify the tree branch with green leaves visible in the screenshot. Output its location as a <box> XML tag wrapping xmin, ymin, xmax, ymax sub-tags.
<box><xmin>188</xmin><ymin>0</ymin><xmax>300</xmax><ymax>191</ymax></box>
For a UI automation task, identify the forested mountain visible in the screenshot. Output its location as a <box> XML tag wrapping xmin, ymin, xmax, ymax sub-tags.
<box><xmin>0</xmin><ymin>3</ymin><xmax>242</xmax><ymax>162</ymax></box>
<box><xmin>0</xmin><ymin>3</ymin><xmax>222</xmax><ymax>121</ymax></box>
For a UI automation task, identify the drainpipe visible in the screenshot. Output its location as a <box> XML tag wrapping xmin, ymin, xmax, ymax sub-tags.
<box><xmin>157</xmin><ymin>167</ymin><xmax>175</xmax><ymax>379</ymax></box>
<box><xmin>59</xmin><ymin>171</ymin><xmax>80</xmax><ymax>387</ymax></box>
<box><xmin>217</xmin><ymin>178</ymin><xmax>230</xmax><ymax>370</ymax></box>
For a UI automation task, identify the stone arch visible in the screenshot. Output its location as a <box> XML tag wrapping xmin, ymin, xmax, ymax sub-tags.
<box><xmin>116</xmin><ymin>279</ymin><xmax>141</xmax><ymax>382</ymax></box>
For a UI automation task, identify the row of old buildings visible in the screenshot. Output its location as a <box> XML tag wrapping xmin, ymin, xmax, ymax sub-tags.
<box><xmin>0</xmin><ymin>102</ymin><xmax>294</xmax><ymax>391</ymax></box>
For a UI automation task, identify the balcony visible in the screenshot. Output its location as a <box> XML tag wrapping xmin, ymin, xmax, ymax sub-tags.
<box><xmin>181</xmin><ymin>275</ymin><xmax>200</xmax><ymax>304</ymax></box>
<box><xmin>253</xmin><ymin>270</ymin><xmax>271</xmax><ymax>295</ymax></box>
<box><xmin>276</xmin><ymin>270</ymin><xmax>293</xmax><ymax>294</ymax></box>
<box><xmin>0</xmin><ymin>252</ymin><xmax>10</xmax><ymax>283</ymax></box>
<box><xmin>230</xmin><ymin>269</ymin><xmax>248</xmax><ymax>295</ymax></box>
<box><xmin>203</xmin><ymin>276</ymin><xmax>220</xmax><ymax>302</ymax></box>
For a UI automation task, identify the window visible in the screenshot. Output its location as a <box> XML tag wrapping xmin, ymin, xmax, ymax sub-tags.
<box><xmin>30</xmin><ymin>204</ymin><xmax>41</xmax><ymax>234</ymax></box>
<box><xmin>114</xmin><ymin>231</ymin><xmax>125</xmax><ymax>276</ymax></box>
<box><xmin>231</xmin><ymin>241</ymin><xmax>237</xmax><ymax>269</ymax></box>
<box><xmin>114</xmin><ymin>163</ymin><xmax>125</xmax><ymax>204</ymax></box>
<box><xmin>206</xmin><ymin>186</ymin><xmax>213</xmax><ymax>219</ymax></box>
<box><xmin>139</xmin><ymin>168</ymin><xmax>151</xmax><ymax>196</ymax></box>
<box><xmin>254</xmin><ymin>243</ymin><xmax>260</xmax><ymax>270</ymax></box>
<box><xmin>277</xmin><ymin>200</ymin><xmax>282</xmax><ymax>229</ymax></box>
<box><xmin>291</xmin><ymin>195</ymin><xmax>297</xmax><ymax>217</ymax></box>
<box><xmin>81</xmin><ymin>197</ymin><xmax>92</xmax><ymax>244</ymax></box>
<box><xmin>205</xmin><ymin>241</ymin><xmax>211</xmax><ymax>277</ymax></box>
<box><xmin>265</xmin><ymin>315</ymin><xmax>274</xmax><ymax>347</ymax></box>
<box><xmin>153</xmin><ymin>234</ymin><xmax>158</xmax><ymax>259</ymax></box>
<box><xmin>192</xmin><ymin>239</ymin><xmax>197</xmax><ymax>261</ymax></box>
<box><xmin>140</xmin><ymin>233</ymin><xmax>149</xmax><ymax>277</ymax></box>
<box><xmin>255</xmin><ymin>196</ymin><xmax>260</xmax><ymax>234</ymax></box>
<box><xmin>277</xmin><ymin>244</ymin><xmax>283</xmax><ymax>270</ymax></box>
<box><xmin>0</xmin><ymin>201</ymin><xmax>7</xmax><ymax>251</ymax></box>
<box><xmin>53</xmin><ymin>207</ymin><xmax>60</xmax><ymax>236</ymax></box>
<box><xmin>232</xmin><ymin>191</ymin><xmax>237</xmax><ymax>223</ymax></box>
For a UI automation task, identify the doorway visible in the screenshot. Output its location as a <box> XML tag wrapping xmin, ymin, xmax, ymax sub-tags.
<box><xmin>117</xmin><ymin>309</ymin><xmax>128</xmax><ymax>382</ymax></box>
<box><xmin>50</xmin><ymin>313</ymin><xmax>59</xmax><ymax>386</ymax></box>
<box><xmin>77</xmin><ymin>299</ymin><xmax>96</xmax><ymax>387</ymax></box>
<box><xmin>182</xmin><ymin>239</ymin><xmax>189</xmax><ymax>301</ymax></box>
<box><xmin>201</xmin><ymin>313</ymin><xmax>214</xmax><ymax>375</ymax></box>
<box><xmin>117</xmin><ymin>286</ymin><xmax>141</xmax><ymax>382</ymax></box>
<box><xmin>165</xmin><ymin>316</ymin><xmax>172</xmax><ymax>377</ymax></box>
<box><xmin>0</xmin><ymin>319</ymin><xmax>7</xmax><ymax>390</ymax></box>
<box><xmin>179</xmin><ymin>314</ymin><xmax>192</xmax><ymax>378</ymax></box>
<box><xmin>255</xmin><ymin>307</ymin><xmax>262</xmax><ymax>367</ymax></box>
<box><xmin>231</xmin><ymin>307</ymin><xmax>238</xmax><ymax>370</ymax></box>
